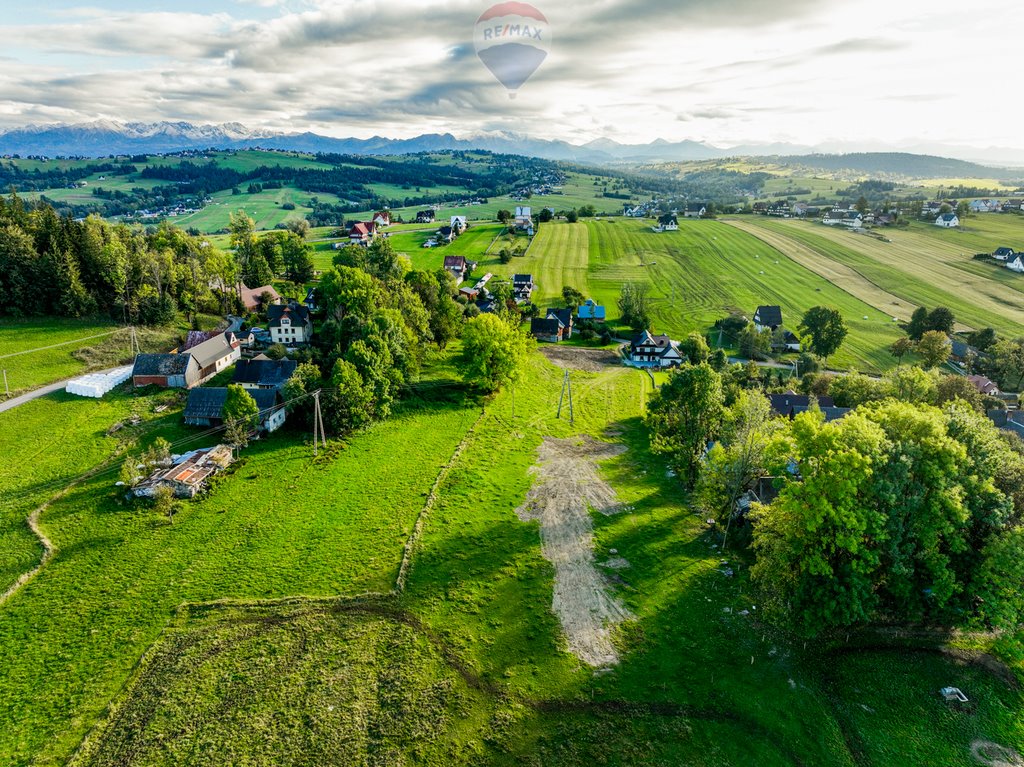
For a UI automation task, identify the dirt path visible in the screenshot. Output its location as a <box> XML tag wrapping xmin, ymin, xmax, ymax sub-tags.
<box><xmin>516</xmin><ymin>436</ymin><xmax>631</xmax><ymax>667</ymax></box>
<box><xmin>0</xmin><ymin>490</ymin><xmax>64</xmax><ymax>607</ymax></box>
<box><xmin>539</xmin><ymin>345</ymin><xmax>620</xmax><ymax>373</ymax></box>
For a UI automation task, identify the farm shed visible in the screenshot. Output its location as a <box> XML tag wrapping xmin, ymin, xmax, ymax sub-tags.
<box><xmin>183</xmin><ymin>387</ymin><xmax>285</xmax><ymax>432</ymax></box>
<box><xmin>132</xmin><ymin>353</ymin><xmax>200</xmax><ymax>389</ymax></box>
<box><xmin>133</xmin><ymin>445</ymin><xmax>234</xmax><ymax>499</ymax></box>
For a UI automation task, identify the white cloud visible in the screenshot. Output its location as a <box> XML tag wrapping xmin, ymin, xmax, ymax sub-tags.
<box><xmin>0</xmin><ymin>0</ymin><xmax>1020</xmax><ymax>153</ymax></box>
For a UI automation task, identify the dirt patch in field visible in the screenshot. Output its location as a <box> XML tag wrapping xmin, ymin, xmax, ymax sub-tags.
<box><xmin>539</xmin><ymin>345</ymin><xmax>620</xmax><ymax>372</ymax></box>
<box><xmin>972</xmin><ymin>740</ymin><xmax>1024</xmax><ymax>767</ymax></box>
<box><xmin>516</xmin><ymin>436</ymin><xmax>631</xmax><ymax>667</ymax></box>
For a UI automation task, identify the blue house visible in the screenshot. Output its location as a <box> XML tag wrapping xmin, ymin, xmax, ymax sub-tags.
<box><xmin>577</xmin><ymin>299</ymin><xmax>607</xmax><ymax>321</ymax></box>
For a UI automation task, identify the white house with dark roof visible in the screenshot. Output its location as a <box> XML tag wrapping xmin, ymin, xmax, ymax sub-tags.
<box><xmin>268</xmin><ymin>302</ymin><xmax>313</xmax><ymax>345</ymax></box>
<box><xmin>683</xmin><ymin>203</ymin><xmax>707</xmax><ymax>218</ymax></box>
<box><xmin>753</xmin><ymin>305</ymin><xmax>783</xmax><ymax>332</ymax></box>
<box><xmin>823</xmin><ymin>209</ymin><xmax>863</xmax><ymax>228</ymax></box>
<box><xmin>935</xmin><ymin>213</ymin><xmax>960</xmax><ymax>228</ymax></box>
<box><xmin>628</xmin><ymin>331</ymin><xmax>683</xmax><ymax>367</ymax></box>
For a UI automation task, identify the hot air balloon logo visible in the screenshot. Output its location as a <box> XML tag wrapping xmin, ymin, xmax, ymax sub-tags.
<box><xmin>474</xmin><ymin>2</ymin><xmax>551</xmax><ymax>99</ymax></box>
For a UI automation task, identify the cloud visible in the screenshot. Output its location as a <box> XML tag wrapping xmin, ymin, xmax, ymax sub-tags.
<box><xmin>0</xmin><ymin>0</ymin><xmax>1018</xmax><ymax>151</ymax></box>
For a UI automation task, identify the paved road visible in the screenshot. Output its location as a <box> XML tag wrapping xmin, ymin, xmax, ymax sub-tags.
<box><xmin>0</xmin><ymin>366</ymin><xmax>124</xmax><ymax>415</ymax></box>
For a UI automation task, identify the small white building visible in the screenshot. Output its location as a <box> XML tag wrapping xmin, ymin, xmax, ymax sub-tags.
<box><xmin>935</xmin><ymin>213</ymin><xmax>960</xmax><ymax>228</ymax></box>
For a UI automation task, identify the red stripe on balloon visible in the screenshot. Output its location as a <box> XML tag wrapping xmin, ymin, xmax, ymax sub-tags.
<box><xmin>477</xmin><ymin>2</ymin><xmax>547</xmax><ymax>23</ymax></box>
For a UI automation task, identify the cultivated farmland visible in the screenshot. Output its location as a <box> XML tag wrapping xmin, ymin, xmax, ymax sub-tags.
<box><xmin>736</xmin><ymin>217</ymin><xmax>1024</xmax><ymax>336</ymax></box>
<box><xmin>514</xmin><ymin>219</ymin><xmax>904</xmax><ymax>372</ymax></box>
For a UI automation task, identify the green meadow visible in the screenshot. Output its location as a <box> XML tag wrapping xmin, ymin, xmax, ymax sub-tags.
<box><xmin>1</xmin><ymin>351</ymin><xmax>1017</xmax><ymax>766</ymax></box>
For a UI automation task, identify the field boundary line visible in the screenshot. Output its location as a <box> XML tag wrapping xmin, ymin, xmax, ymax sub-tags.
<box><xmin>392</xmin><ymin>409</ymin><xmax>487</xmax><ymax>593</ymax></box>
<box><xmin>0</xmin><ymin>328</ymin><xmax>125</xmax><ymax>360</ymax></box>
<box><xmin>0</xmin><ymin>486</ymin><xmax>68</xmax><ymax>607</ymax></box>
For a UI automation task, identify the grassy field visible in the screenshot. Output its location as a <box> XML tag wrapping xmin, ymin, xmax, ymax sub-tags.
<box><xmin>1</xmin><ymin>349</ymin><xmax>1022</xmax><ymax>765</ymax></box>
<box><xmin>0</xmin><ymin>382</ymin><xmax>479</xmax><ymax>765</ymax></box>
<box><xmin>734</xmin><ymin>217</ymin><xmax>1024</xmax><ymax>337</ymax></box>
<box><xmin>0</xmin><ymin>318</ymin><xmax>192</xmax><ymax>395</ymax></box>
<box><xmin>507</xmin><ymin>219</ymin><xmax>904</xmax><ymax>373</ymax></box>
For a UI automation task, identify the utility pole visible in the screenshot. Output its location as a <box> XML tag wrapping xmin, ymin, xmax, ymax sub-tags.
<box><xmin>568</xmin><ymin>372</ymin><xmax>575</xmax><ymax>425</ymax></box>
<box><xmin>312</xmin><ymin>390</ymin><xmax>327</xmax><ymax>456</ymax></box>
<box><xmin>557</xmin><ymin>370</ymin><xmax>568</xmax><ymax>419</ymax></box>
<box><xmin>511</xmin><ymin>385</ymin><xmax>515</xmax><ymax>421</ymax></box>
<box><xmin>2</xmin><ymin>369</ymin><xmax>8</xmax><ymax>399</ymax></box>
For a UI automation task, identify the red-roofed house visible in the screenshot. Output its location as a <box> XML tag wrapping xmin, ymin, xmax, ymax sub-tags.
<box><xmin>968</xmin><ymin>375</ymin><xmax>1001</xmax><ymax>396</ymax></box>
<box><xmin>349</xmin><ymin>221</ymin><xmax>378</xmax><ymax>245</ymax></box>
<box><xmin>372</xmin><ymin>211</ymin><xmax>392</xmax><ymax>228</ymax></box>
<box><xmin>239</xmin><ymin>284</ymin><xmax>282</xmax><ymax>313</ymax></box>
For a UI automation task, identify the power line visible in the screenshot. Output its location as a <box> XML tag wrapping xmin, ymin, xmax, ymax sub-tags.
<box><xmin>0</xmin><ymin>328</ymin><xmax>127</xmax><ymax>361</ymax></box>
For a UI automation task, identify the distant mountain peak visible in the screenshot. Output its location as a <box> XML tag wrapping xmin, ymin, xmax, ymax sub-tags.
<box><xmin>0</xmin><ymin>119</ymin><xmax>1017</xmax><ymax>170</ymax></box>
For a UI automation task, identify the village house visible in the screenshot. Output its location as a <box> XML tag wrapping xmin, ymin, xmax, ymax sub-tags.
<box><xmin>436</xmin><ymin>225</ymin><xmax>455</xmax><ymax>244</ymax></box>
<box><xmin>968</xmin><ymin>375</ymin><xmax>1001</xmax><ymax>396</ymax></box>
<box><xmin>268</xmin><ymin>301</ymin><xmax>313</xmax><ymax>345</ymax></box>
<box><xmin>753</xmin><ymin>305</ymin><xmax>784</xmax><ymax>332</ymax></box>
<box><xmin>183</xmin><ymin>387</ymin><xmax>286</xmax><ymax>433</ymax></box>
<box><xmin>530</xmin><ymin>310</ymin><xmax>571</xmax><ymax>343</ymax></box>
<box><xmin>772</xmin><ymin>329</ymin><xmax>803</xmax><ymax>353</ymax></box>
<box><xmin>993</xmin><ymin>247</ymin><xmax>1016</xmax><ymax>262</ymax></box>
<box><xmin>577</xmin><ymin>298</ymin><xmax>606</xmax><ymax>322</ymax></box>
<box><xmin>131</xmin><ymin>332</ymin><xmax>241</xmax><ymax>389</ymax></box>
<box><xmin>239</xmin><ymin>284</ymin><xmax>281</xmax><ymax>313</ymax></box>
<box><xmin>132</xmin><ymin>445</ymin><xmax>234</xmax><ymax>499</ymax></box>
<box><xmin>935</xmin><ymin>213</ymin><xmax>960</xmax><ymax>228</ymax></box>
<box><xmin>232</xmin><ymin>358</ymin><xmax>298</xmax><ymax>391</ymax></box>
<box><xmin>767</xmin><ymin>202</ymin><xmax>791</xmax><ymax>218</ymax></box>
<box><xmin>348</xmin><ymin>221</ymin><xmax>377</xmax><ymax>245</ymax></box>
<box><xmin>628</xmin><ymin>330</ymin><xmax>683</xmax><ymax>367</ymax></box>
<box><xmin>415</xmin><ymin>209</ymin><xmax>436</xmax><ymax>224</ymax></box>
<box><xmin>512</xmin><ymin>274</ymin><xmax>535</xmax><ymax>302</ymax></box>
<box><xmin>444</xmin><ymin>255</ymin><xmax>468</xmax><ymax>283</ymax></box>
<box><xmin>371</xmin><ymin>210</ymin><xmax>391</xmax><ymax>228</ymax></box>
<box><xmin>768</xmin><ymin>393</ymin><xmax>838</xmax><ymax>420</ymax></box>
<box><xmin>683</xmin><ymin>203</ymin><xmax>707</xmax><ymax>218</ymax></box>
<box><xmin>654</xmin><ymin>213</ymin><xmax>679</xmax><ymax>232</ymax></box>
<box><xmin>822</xmin><ymin>209</ymin><xmax>863</xmax><ymax>228</ymax></box>
<box><xmin>514</xmin><ymin>205</ymin><xmax>533</xmax><ymax>232</ymax></box>
<box><xmin>1007</xmin><ymin>255</ymin><xmax>1024</xmax><ymax>274</ymax></box>
<box><xmin>988</xmin><ymin>410</ymin><xmax>1024</xmax><ymax>439</ymax></box>
<box><xmin>450</xmin><ymin>215</ymin><xmax>468</xmax><ymax>234</ymax></box>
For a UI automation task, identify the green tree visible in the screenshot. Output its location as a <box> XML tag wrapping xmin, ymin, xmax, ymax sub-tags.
<box><xmin>696</xmin><ymin>391</ymin><xmax>775</xmax><ymax>545</ymax></box>
<box><xmin>738</xmin><ymin>324</ymin><xmax>771</xmax><ymax>360</ymax></box>
<box><xmin>223</xmin><ymin>384</ymin><xmax>259</xmax><ymax>449</ymax></box>
<box><xmin>496</xmin><ymin>209</ymin><xmax>513</xmax><ymax>226</ymax></box>
<box><xmin>562</xmin><ymin>286</ymin><xmax>585</xmax><ymax>310</ymax></box>
<box><xmin>926</xmin><ymin>306</ymin><xmax>956</xmax><ymax>335</ymax></box>
<box><xmin>907</xmin><ymin>306</ymin><xmax>930</xmax><ymax>341</ymax></box>
<box><xmin>799</xmin><ymin>306</ymin><xmax>848</xmax><ymax>360</ymax></box>
<box><xmin>889</xmin><ymin>337</ymin><xmax>914</xmax><ymax>364</ymax></box>
<box><xmin>565</xmin><ymin>209</ymin><xmax>579</xmax><ymax>224</ymax></box>
<box><xmin>991</xmin><ymin>338</ymin><xmax>1024</xmax><ymax>391</ymax></box>
<box><xmin>830</xmin><ymin>373</ymin><xmax>885</xmax><ymax>408</ymax></box>
<box><xmin>883</xmin><ymin>365</ymin><xmax>937</xmax><ymax>404</ymax></box>
<box><xmin>617</xmin><ymin>282</ymin><xmax>651</xmax><ymax>331</ymax></box>
<box><xmin>459</xmin><ymin>313</ymin><xmax>534</xmax><ymax>393</ymax></box>
<box><xmin>242</xmin><ymin>252</ymin><xmax>274</xmax><ymax>289</ymax></box>
<box><xmin>679</xmin><ymin>332</ymin><xmax>711</xmax><ymax>365</ymax></box>
<box><xmin>322</xmin><ymin>358</ymin><xmax>374</xmax><ymax>434</ymax></box>
<box><xmin>936</xmin><ymin>374</ymin><xmax>983</xmax><ymax>410</ymax></box>
<box><xmin>855</xmin><ymin>195</ymin><xmax>869</xmax><ymax>214</ymax></box>
<box><xmin>969</xmin><ymin>327</ymin><xmax>998</xmax><ymax>352</ymax></box>
<box><xmin>152</xmin><ymin>484</ymin><xmax>178</xmax><ymax>525</ymax></box>
<box><xmin>917</xmin><ymin>330</ymin><xmax>951</xmax><ymax>369</ymax></box>
<box><xmin>646</xmin><ymin>364</ymin><xmax>725</xmax><ymax>487</ymax></box>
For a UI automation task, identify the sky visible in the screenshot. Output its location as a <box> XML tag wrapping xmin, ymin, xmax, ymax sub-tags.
<box><xmin>0</xmin><ymin>0</ymin><xmax>1020</xmax><ymax>155</ymax></box>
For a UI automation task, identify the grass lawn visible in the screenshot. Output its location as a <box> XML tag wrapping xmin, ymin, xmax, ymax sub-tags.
<box><xmin>739</xmin><ymin>218</ymin><xmax>1024</xmax><ymax>337</ymax></box>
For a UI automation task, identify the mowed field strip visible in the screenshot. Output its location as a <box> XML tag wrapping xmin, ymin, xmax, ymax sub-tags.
<box><xmin>517</xmin><ymin>219</ymin><xmax>903</xmax><ymax>372</ymax></box>
<box><xmin>725</xmin><ymin>218</ymin><xmax>924</xmax><ymax>324</ymax></box>
<box><xmin>740</xmin><ymin>217</ymin><xmax>1024</xmax><ymax>336</ymax></box>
